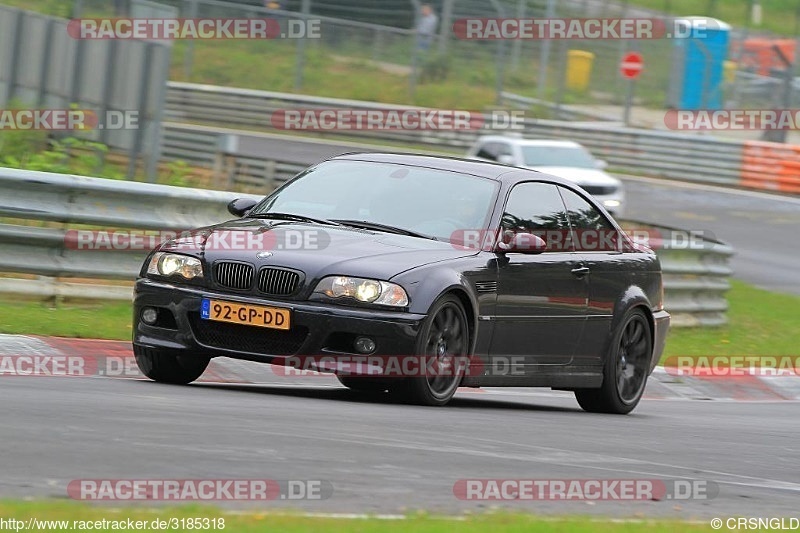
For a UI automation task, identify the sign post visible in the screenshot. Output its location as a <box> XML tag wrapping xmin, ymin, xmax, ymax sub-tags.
<box><xmin>620</xmin><ymin>52</ymin><xmax>644</xmax><ymax>126</ymax></box>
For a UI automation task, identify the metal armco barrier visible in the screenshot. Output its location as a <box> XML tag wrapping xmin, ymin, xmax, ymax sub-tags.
<box><xmin>162</xmin><ymin>81</ymin><xmax>800</xmax><ymax>195</ymax></box>
<box><xmin>0</xmin><ymin>167</ymin><xmax>257</xmax><ymax>230</ymax></box>
<box><xmin>628</xmin><ymin>224</ymin><xmax>734</xmax><ymax>328</ymax></box>
<box><xmin>0</xmin><ymin>167</ymin><xmax>259</xmax><ymax>298</ymax></box>
<box><xmin>0</xmin><ymin>168</ymin><xmax>732</xmax><ymax>326</ymax></box>
<box><xmin>160</xmin><ymin>123</ymin><xmax>441</xmax><ymax>191</ymax></box>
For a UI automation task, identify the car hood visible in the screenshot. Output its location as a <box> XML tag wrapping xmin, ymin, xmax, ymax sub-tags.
<box><xmin>160</xmin><ymin>218</ymin><xmax>477</xmax><ymax>281</ymax></box>
<box><xmin>526</xmin><ymin>166</ymin><xmax>620</xmax><ymax>187</ymax></box>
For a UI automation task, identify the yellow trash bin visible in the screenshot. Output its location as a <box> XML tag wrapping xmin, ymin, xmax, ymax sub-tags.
<box><xmin>566</xmin><ymin>50</ymin><xmax>595</xmax><ymax>92</ymax></box>
<box><xmin>723</xmin><ymin>60</ymin><xmax>737</xmax><ymax>84</ymax></box>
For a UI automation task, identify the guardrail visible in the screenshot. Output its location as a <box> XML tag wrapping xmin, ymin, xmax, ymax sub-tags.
<box><xmin>161</xmin><ymin>123</ymin><xmax>397</xmax><ymax>191</ymax></box>
<box><xmin>624</xmin><ymin>223</ymin><xmax>734</xmax><ymax>328</ymax></box>
<box><xmin>661</xmin><ymin>245</ymin><xmax>734</xmax><ymax>327</ymax></box>
<box><xmin>0</xmin><ymin>167</ymin><xmax>731</xmax><ymax>326</ymax></box>
<box><xmin>165</xmin><ymin>81</ymin><xmax>800</xmax><ymax>195</ymax></box>
<box><xmin>0</xmin><ymin>167</ymin><xmax>259</xmax><ymax>299</ymax></box>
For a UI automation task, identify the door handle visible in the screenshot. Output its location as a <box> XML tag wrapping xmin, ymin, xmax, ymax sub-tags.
<box><xmin>571</xmin><ymin>266</ymin><xmax>590</xmax><ymax>278</ymax></box>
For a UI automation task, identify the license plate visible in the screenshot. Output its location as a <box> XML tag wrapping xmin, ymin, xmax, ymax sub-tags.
<box><xmin>201</xmin><ymin>298</ymin><xmax>291</xmax><ymax>330</ymax></box>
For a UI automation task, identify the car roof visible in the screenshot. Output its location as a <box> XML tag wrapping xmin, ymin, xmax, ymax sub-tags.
<box><xmin>328</xmin><ymin>152</ymin><xmax>578</xmax><ymax>187</ymax></box>
<box><xmin>475</xmin><ymin>136</ymin><xmax>584</xmax><ymax>148</ymax></box>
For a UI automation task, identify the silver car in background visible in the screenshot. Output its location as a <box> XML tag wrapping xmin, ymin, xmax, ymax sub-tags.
<box><xmin>467</xmin><ymin>136</ymin><xmax>625</xmax><ymax>217</ymax></box>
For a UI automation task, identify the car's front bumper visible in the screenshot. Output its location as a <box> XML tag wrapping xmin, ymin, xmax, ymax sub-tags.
<box><xmin>133</xmin><ymin>278</ymin><xmax>426</xmax><ymax>366</ymax></box>
<box><xmin>650</xmin><ymin>309</ymin><xmax>670</xmax><ymax>373</ymax></box>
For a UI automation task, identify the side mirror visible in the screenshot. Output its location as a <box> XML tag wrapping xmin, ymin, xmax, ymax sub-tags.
<box><xmin>496</xmin><ymin>232</ymin><xmax>547</xmax><ymax>254</ymax></box>
<box><xmin>497</xmin><ymin>154</ymin><xmax>516</xmax><ymax>166</ymax></box>
<box><xmin>595</xmin><ymin>159</ymin><xmax>608</xmax><ymax>170</ymax></box>
<box><xmin>227</xmin><ymin>198</ymin><xmax>258</xmax><ymax>217</ymax></box>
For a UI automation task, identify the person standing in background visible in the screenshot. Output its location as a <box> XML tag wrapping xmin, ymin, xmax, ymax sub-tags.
<box><xmin>416</xmin><ymin>4</ymin><xmax>438</xmax><ymax>52</ymax></box>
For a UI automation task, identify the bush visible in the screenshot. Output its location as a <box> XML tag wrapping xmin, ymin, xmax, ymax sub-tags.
<box><xmin>1</xmin><ymin>135</ymin><xmax>124</xmax><ymax>179</ymax></box>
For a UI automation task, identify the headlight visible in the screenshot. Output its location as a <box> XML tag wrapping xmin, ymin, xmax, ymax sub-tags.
<box><xmin>314</xmin><ymin>276</ymin><xmax>408</xmax><ymax>307</ymax></box>
<box><xmin>147</xmin><ymin>252</ymin><xmax>203</xmax><ymax>279</ymax></box>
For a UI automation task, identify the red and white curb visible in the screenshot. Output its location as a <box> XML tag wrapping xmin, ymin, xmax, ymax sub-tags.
<box><xmin>0</xmin><ymin>334</ymin><xmax>797</xmax><ymax>401</ymax></box>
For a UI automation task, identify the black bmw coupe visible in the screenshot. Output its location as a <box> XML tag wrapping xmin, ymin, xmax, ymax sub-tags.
<box><xmin>133</xmin><ymin>153</ymin><xmax>669</xmax><ymax>413</ymax></box>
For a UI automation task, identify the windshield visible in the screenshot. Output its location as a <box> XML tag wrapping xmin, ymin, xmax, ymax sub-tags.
<box><xmin>521</xmin><ymin>145</ymin><xmax>597</xmax><ymax>168</ymax></box>
<box><xmin>250</xmin><ymin>160</ymin><xmax>498</xmax><ymax>241</ymax></box>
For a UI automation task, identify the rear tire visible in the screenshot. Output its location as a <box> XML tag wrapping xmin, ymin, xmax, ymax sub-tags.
<box><xmin>133</xmin><ymin>345</ymin><xmax>210</xmax><ymax>385</ymax></box>
<box><xmin>394</xmin><ymin>294</ymin><xmax>470</xmax><ymax>406</ymax></box>
<box><xmin>575</xmin><ymin>308</ymin><xmax>652</xmax><ymax>415</ymax></box>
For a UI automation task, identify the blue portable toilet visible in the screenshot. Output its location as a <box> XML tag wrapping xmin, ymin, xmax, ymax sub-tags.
<box><xmin>667</xmin><ymin>17</ymin><xmax>731</xmax><ymax>110</ymax></box>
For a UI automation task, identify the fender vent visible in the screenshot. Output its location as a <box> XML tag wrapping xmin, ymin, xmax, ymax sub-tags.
<box><xmin>475</xmin><ymin>281</ymin><xmax>497</xmax><ymax>293</ymax></box>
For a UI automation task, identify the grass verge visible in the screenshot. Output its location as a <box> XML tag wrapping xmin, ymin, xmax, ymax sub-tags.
<box><xmin>0</xmin><ymin>298</ymin><xmax>132</xmax><ymax>340</ymax></box>
<box><xmin>0</xmin><ymin>502</ymin><xmax>715</xmax><ymax>532</ymax></box>
<box><xmin>661</xmin><ymin>279</ymin><xmax>800</xmax><ymax>361</ymax></box>
<box><xmin>0</xmin><ymin>279</ymin><xmax>798</xmax><ymax>364</ymax></box>
<box><xmin>627</xmin><ymin>0</ymin><xmax>798</xmax><ymax>37</ymax></box>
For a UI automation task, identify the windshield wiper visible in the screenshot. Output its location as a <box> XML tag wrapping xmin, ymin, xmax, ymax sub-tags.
<box><xmin>247</xmin><ymin>212</ymin><xmax>342</xmax><ymax>226</ymax></box>
<box><xmin>331</xmin><ymin>219</ymin><xmax>437</xmax><ymax>240</ymax></box>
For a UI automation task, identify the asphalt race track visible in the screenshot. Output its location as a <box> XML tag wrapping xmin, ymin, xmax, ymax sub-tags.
<box><xmin>2</xmin><ymin>373</ymin><xmax>799</xmax><ymax>518</ymax></box>
<box><xmin>621</xmin><ymin>175</ymin><xmax>800</xmax><ymax>296</ymax></box>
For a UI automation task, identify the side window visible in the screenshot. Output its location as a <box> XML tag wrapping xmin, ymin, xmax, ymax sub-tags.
<box><xmin>501</xmin><ymin>182</ymin><xmax>570</xmax><ymax>252</ymax></box>
<box><xmin>497</xmin><ymin>143</ymin><xmax>512</xmax><ymax>156</ymax></box>
<box><xmin>475</xmin><ymin>142</ymin><xmax>499</xmax><ymax>161</ymax></box>
<box><xmin>559</xmin><ymin>187</ymin><xmax>618</xmax><ymax>252</ymax></box>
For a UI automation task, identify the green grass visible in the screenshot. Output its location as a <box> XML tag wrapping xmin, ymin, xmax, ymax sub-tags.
<box><xmin>1</xmin><ymin>280</ymin><xmax>798</xmax><ymax>363</ymax></box>
<box><xmin>627</xmin><ymin>0</ymin><xmax>800</xmax><ymax>37</ymax></box>
<box><xmin>0</xmin><ymin>502</ymin><xmax>716</xmax><ymax>532</ymax></box>
<box><xmin>660</xmin><ymin>279</ymin><xmax>800</xmax><ymax>361</ymax></box>
<box><xmin>0</xmin><ymin>298</ymin><xmax>132</xmax><ymax>340</ymax></box>
<box><xmin>0</xmin><ymin>0</ymin><xmax>74</xmax><ymax>17</ymax></box>
<box><xmin>170</xmin><ymin>39</ymin><xmax>508</xmax><ymax>109</ymax></box>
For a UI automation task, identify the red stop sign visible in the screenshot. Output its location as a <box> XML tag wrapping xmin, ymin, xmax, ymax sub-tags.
<box><xmin>620</xmin><ymin>52</ymin><xmax>644</xmax><ymax>79</ymax></box>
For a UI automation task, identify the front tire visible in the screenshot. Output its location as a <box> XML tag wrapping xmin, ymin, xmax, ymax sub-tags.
<box><xmin>575</xmin><ymin>308</ymin><xmax>652</xmax><ymax>414</ymax></box>
<box><xmin>134</xmin><ymin>345</ymin><xmax>210</xmax><ymax>385</ymax></box>
<box><xmin>394</xmin><ymin>294</ymin><xmax>470</xmax><ymax>406</ymax></box>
